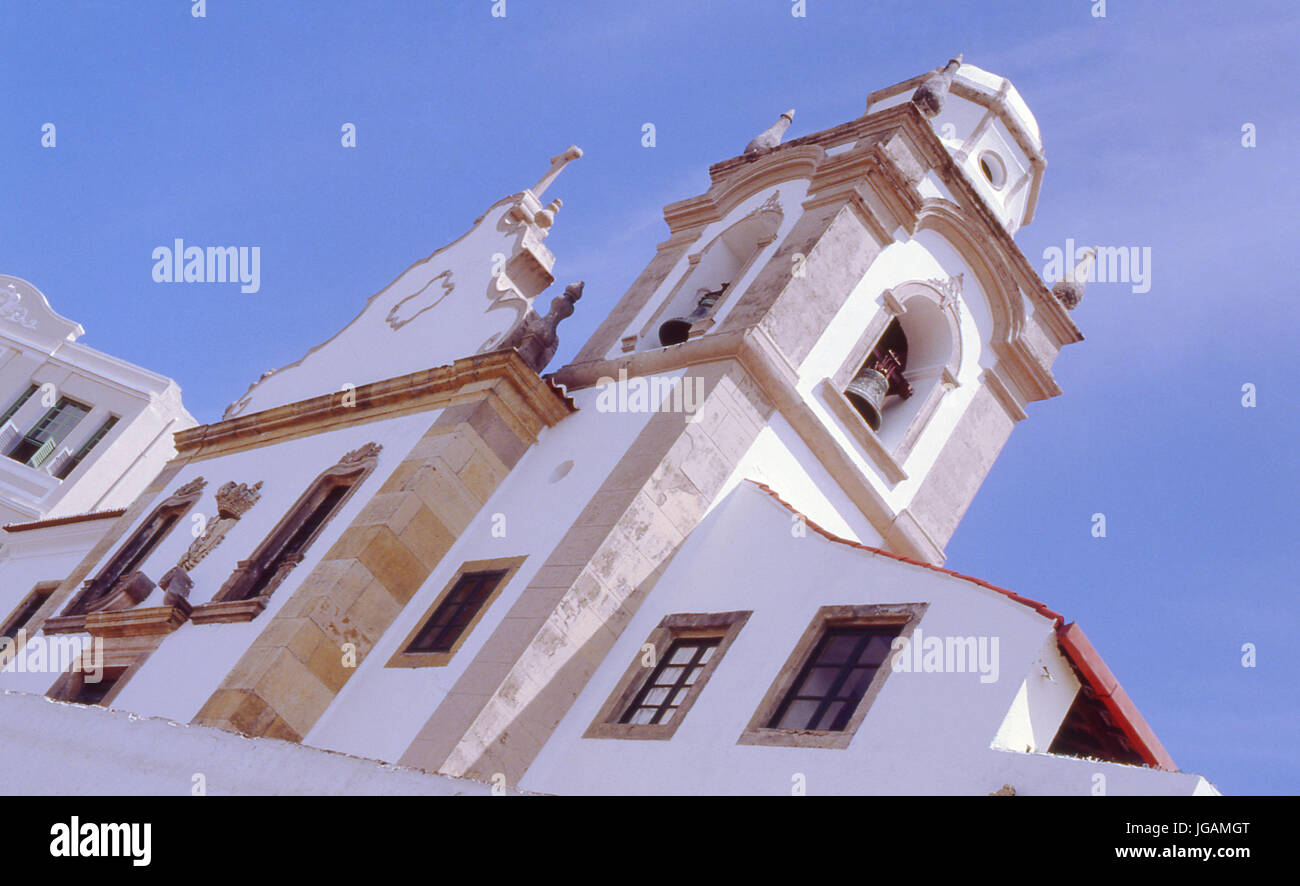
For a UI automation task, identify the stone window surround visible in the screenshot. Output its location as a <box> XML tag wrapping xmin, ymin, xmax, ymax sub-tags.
<box><xmin>47</xmin><ymin>479</ymin><xmax>206</xmax><ymax>631</ymax></box>
<box><xmin>584</xmin><ymin>610</ymin><xmax>752</xmax><ymax>742</ymax></box>
<box><xmin>385</xmin><ymin>556</ymin><xmax>528</xmax><ymax>669</ymax></box>
<box><xmin>44</xmin><ymin>634</ymin><xmax>162</xmax><ymax>709</ymax></box>
<box><xmin>821</xmin><ymin>279</ymin><xmax>963</xmax><ymax>485</ymax></box>
<box><xmin>190</xmin><ymin>444</ymin><xmax>381</xmax><ymax>625</ymax></box>
<box><xmin>0</xmin><ymin>581</ymin><xmax>59</xmax><ymax>640</ymax></box>
<box><xmin>634</xmin><ymin>203</ymin><xmax>784</xmax><ymax>347</ymax></box>
<box><xmin>737</xmin><ymin>602</ymin><xmax>926</xmax><ymax>750</ymax></box>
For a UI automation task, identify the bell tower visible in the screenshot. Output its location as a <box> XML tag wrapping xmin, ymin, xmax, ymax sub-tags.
<box><xmin>554</xmin><ymin>58</ymin><xmax>1084</xmax><ymax>564</ymax></box>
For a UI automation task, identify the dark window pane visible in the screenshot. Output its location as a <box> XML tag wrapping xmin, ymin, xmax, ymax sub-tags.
<box><xmin>768</xmin><ymin>623</ymin><xmax>904</xmax><ymax>731</ymax></box>
<box><xmin>405</xmin><ymin>570</ymin><xmax>509</xmax><ymax>654</ymax></box>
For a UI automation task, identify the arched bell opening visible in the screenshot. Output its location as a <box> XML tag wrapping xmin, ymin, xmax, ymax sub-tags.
<box><xmin>845</xmin><ymin>318</ymin><xmax>912</xmax><ymax>432</ymax></box>
<box><xmin>843</xmin><ymin>294</ymin><xmax>957</xmax><ymax>453</ymax></box>
<box><xmin>648</xmin><ymin>206</ymin><xmax>782</xmax><ymax>347</ymax></box>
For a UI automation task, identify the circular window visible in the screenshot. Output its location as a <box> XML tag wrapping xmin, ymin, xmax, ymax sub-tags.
<box><xmin>978</xmin><ymin>152</ymin><xmax>1006</xmax><ymax>190</ymax></box>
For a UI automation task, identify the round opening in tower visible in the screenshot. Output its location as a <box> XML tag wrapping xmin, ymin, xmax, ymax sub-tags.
<box><xmin>978</xmin><ymin>151</ymin><xmax>1006</xmax><ymax>189</ymax></box>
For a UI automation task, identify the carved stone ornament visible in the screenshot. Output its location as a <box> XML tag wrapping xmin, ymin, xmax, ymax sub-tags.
<box><xmin>176</xmin><ymin>481</ymin><xmax>262</xmax><ymax>572</ymax></box>
<box><xmin>0</xmin><ymin>283</ymin><xmax>38</xmax><ymax>329</ymax></box>
<box><xmin>386</xmin><ymin>270</ymin><xmax>455</xmax><ymax>330</ymax></box>
<box><xmin>215</xmin><ymin>480</ymin><xmax>263</xmax><ymax>519</ymax></box>
<box><xmin>173</xmin><ymin>477</ymin><xmax>208</xmax><ymax>499</ymax></box>
<box><xmin>925</xmin><ymin>274</ymin><xmax>964</xmax><ymax>309</ymax></box>
<box><xmin>341</xmin><ymin>442</ymin><xmax>383</xmax><ymax>465</ymax></box>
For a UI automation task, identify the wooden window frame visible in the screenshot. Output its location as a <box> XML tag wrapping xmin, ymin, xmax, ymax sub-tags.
<box><xmin>585</xmin><ymin>611</ymin><xmax>751</xmax><ymax>742</ymax></box>
<box><xmin>193</xmin><ymin>443</ymin><xmax>381</xmax><ymax>624</ymax></box>
<box><xmin>738</xmin><ymin>603</ymin><xmax>925</xmax><ymax>750</ymax></box>
<box><xmin>385</xmin><ymin>556</ymin><xmax>526</xmax><ymax>669</ymax></box>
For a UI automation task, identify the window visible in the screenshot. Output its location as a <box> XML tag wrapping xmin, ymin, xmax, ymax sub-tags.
<box><xmin>767</xmin><ymin>625</ymin><xmax>901</xmax><ymax>731</ymax></box>
<box><xmin>387</xmin><ymin>557</ymin><xmax>526</xmax><ymax>668</ymax></box>
<box><xmin>53</xmin><ymin>414</ymin><xmax>118</xmax><ymax>479</ymax></box>
<box><xmin>739</xmin><ymin>603</ymin><xmax>924</xmax><ymax>749</ymax></box>
<box><xmin>47</xmin><ymin>666</ymin><xmax>129</xmax><ymax>707</ymax></box>
<box><xmin>0</xmin><ymin>582</ymin><xmax>57</xmax><ymax>639</ymax></box>
<box><xmin>978</xmin><ymin>151</ymin><xmax>1006</xmax><ymax>189</ymax></box>
<box><xmin>586</xmin><ymin>611</ymin><xmax>750</xmax><ymax>741</ymax></box>
<box><xmin>198</xmin><ymin>444</ymin><xmax>382</xmax><ymax>621</ymax></box>
<box><xmin>7</xmin><ymin>396</ymin><xmax>91</xmax><ymax>468</ymax></box>
<box><xmin>406</xmin><ymin>569</ymin><xmax>507</xmax><ymax>654</ymax></box>
<box><xmin>59</xmin><ymin>478</ymin><xmax>206</xmax><ymax>619</ymax></box>
<box><xmin>0</xmin><ymin>384</ymin><xmax>37</xmax><ymax>427</ymax></box>
<box><xmin>620</xmin><ymin>638</ymin><xmax>719</xmax><ymax>725</ymax></box>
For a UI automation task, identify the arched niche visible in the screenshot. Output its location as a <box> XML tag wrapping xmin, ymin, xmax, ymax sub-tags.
<box><xmin>824</xmin><ymin>278</ymin><xmax>972</xmax><ymax>482</ymax></box>
<box><xmin>639</xmin><ymin>198</ymin><xmax>784</xmax><ymax>347</ymax></box>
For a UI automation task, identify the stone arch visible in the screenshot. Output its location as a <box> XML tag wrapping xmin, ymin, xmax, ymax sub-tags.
<box><xmin>913</xmin><ymin>199</ymin><xmax>1025</xmax><ymax>349</ymax></box>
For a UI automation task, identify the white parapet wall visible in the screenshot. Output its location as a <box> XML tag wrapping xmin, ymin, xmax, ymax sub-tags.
<box><xmin>0</xmin><ymin>690</ymin><xmax>515</xmax><ymax>796</ymax></box>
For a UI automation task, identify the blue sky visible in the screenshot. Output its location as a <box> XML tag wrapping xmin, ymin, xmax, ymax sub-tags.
<box><xmin>2</xmin><ymin>1</ymin><xmax>1296</xmax><ymax>795</ymax></box>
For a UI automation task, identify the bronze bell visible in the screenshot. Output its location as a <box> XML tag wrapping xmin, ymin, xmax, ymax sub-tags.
<box><xmin>659</xmin><ymin>283</ymin><xmax>729</xmax><ymax>346</ymax></box>
<box><xmin>845</xmin><ymin>366</ymin><xmax>890</xmax><ymax>431</ymax></box>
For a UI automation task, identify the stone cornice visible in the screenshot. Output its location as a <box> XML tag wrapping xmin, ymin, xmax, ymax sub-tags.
<box><xmin>174</xmin><ymin>349</ymin><xmax>573</xmax><ymax>462</ymax></box>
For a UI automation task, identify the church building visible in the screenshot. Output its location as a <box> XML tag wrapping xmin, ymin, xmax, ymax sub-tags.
<box><xmin>0</xmin><ymin>59</ymin><xmax>1217</xmax><ymax>795</ymax></box>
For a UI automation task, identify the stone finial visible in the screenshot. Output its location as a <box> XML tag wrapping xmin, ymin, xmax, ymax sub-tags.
<box><xmin>911</xmin><ymin>55</ymin><xmax>963</xmax><ymax>118</ymax></box>
<box><xmin>744</xmin><ymin>109</ymin><xmax>796</xmax><ymax>156</ymax></box>
<box><xmin>1051</xmin><ymin>248</ymin><xmax>1096</xmax><ymax>310</ymax></box>
<box><xmin>535</xmin><ymin>198</ymin><xmax>563</xmax><ymax>229</ymax></box>
<box><xmin>503</xmin><ymin>281</ymin><xmax>584</xmax><ymax>372</ymax></box>
<box><xmin>531</xmin><ymin>145</ymin><xmax>584</xmax><ymax>200</ymax></box>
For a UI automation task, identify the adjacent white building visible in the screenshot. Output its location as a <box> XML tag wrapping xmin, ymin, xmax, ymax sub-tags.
<box><xmin>0</xmin><ymin>60</ymin><xmax>1217</xmax><ymax>795</ymax></box>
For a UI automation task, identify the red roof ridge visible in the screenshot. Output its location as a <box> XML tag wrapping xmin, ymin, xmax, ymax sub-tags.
<box><xmin>746</xmin><ymin>479</ymin><xmax>1065</xmax><ymax>625</ymax></box>
<box><xmin>745</xmin><ymin>478</ymin><xmax>1177</xmax><ymax>771</ymax></box>
<box><xmin>3</xmin><ymin>508</ymin><xmax>128</xmax><ymax>533</ymax></box>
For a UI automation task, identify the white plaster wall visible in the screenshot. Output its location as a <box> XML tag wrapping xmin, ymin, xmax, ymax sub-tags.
<box><xmin>720</xmin><ymin>414</ymin><xmax>885</xmax><ymax>546</ymax></box>
<box><xmin>0</xmin><ymin>690</ymin><xmax>507</xmax><ymax>795</ymax></box>
<box><xmin>304</xmin><ymin>384</ymin><xmax>661</xmax><ymax>762</ymax></box>
<box><xmin>517</xmin><ymin>482</ymin><xmax>1203</xmax><ymax>796</ymax></box>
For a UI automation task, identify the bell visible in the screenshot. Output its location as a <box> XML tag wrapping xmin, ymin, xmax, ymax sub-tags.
<box><xmin>658</xmin><ymin>283</ymin><xmax>729</xmax><ymax>346</ymax></box>
<box><xmin>845</xmin><ymin>366</ymin><xmax>889</xmax><ymax>431</ymax></box>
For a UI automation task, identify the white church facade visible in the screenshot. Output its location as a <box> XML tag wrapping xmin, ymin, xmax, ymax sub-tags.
<box><xmin>0</xmin><ymin>60</ymin><xmax>1217</xmax><ymax>796</ymax></box>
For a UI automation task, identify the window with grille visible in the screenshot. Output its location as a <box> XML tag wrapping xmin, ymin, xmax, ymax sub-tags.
<box><xmin>7</xmin><ymin>396</ymin><xmax>91</xmax><ymax>468</ymax></box>
<box><xmin>739</xmin><ymin>604</ymin><xmax>924</xmax><ymax>750</ymax></box>
<box><xmin>586</xmin><ymin>611</ymin><xmax>751</xmax><ymax>741</ymax></box>
<box><xmin>619</xmin><ymin>637</ymin><xmax>720</xmax><ymax>726</ymax></box>
<box><xmin>766</xmin><ymin>624</ymin><xmax>903</xmax><ymax>731</ymax></box>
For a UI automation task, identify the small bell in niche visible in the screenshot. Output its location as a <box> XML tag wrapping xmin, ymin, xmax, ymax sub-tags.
<box><xmin>658</xmin><ymin>282</ymin><xmax>730</xmax><ymax>346</ymax></box>
<box><xmin>845</xmin><ymin>320</ymin><xmax>912</xmax><ymax>432</ymax></box>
